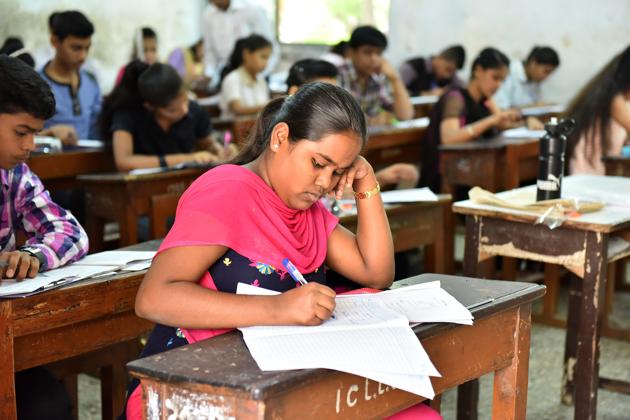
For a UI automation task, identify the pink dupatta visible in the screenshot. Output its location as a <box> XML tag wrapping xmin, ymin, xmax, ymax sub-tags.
<box><xmin>157</xmin><ymin>164</ymin><xmax>338</xmax><ymax>343</ymax></box>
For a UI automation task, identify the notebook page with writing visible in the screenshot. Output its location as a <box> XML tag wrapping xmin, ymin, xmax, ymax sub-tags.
<box><xmin>242</xmin><ymin>324</ymin><xmax>439</xmax><ymax>376</ymax></box>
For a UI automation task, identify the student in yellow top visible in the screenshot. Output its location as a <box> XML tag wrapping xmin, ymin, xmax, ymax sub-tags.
<box><xmin>219</xmin><ymin>34</ymin><xmax>272</xmax><ymax>118</ymax></box>
<box><xmin>567</xmin><ymin>45</ymin><xmax>630</xmax><ymax>175</ymax></box>
<box><xmin>168</xmin><ymin>39</ymin><xmax>210</xmax><ymax>92</ymax></box>
<box><xmin>287</xmin><ymin>58</ymin><xmax>419</xmax><ymax>189</ymax></box>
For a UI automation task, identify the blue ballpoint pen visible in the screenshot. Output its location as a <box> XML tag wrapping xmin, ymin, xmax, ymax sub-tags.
<box><xmin>282</xmin><ymin>258</ymin><xmax>307</xmax><ymax>285</ymax></box>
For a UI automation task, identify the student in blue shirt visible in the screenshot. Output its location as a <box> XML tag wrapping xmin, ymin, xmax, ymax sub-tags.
<box><xmin>39</xmin><ymin>11</ymin><xmax>101</xmax><ymax>144</ymax></box>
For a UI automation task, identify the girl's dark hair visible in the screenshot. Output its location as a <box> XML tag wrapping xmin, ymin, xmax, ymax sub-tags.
<box><xmin>470</xmin><ymin>47</ymin><xmax>510</xmax><ymax>79</ymax></box>
<box><xmin>131</xmin><ymin>27</ymin><xmax>157</xmax><ymax>61</ymax></box>
<box><xmin>189</xmin><ymin>38</ymin><xmax>203</xmax><ymax>62</ymax></box>
<box><xmin>566</xmin><ymin>45</ymin><xmax>630</xmax><ymax>162</ymax></box>
<box><xmin>330</xmin><ymin>41</ymin><xmax>349</xmax><ymax>56</ymax></box>
<box><xmin>99</xmin><ymin>61</ymin><xmax>183</xmax><ymax>139</ymax></box>
<box><xmin>0</xmin><ymin>37</ymin><xmax>35</xmax><ymax>67</ymax></box>
<box><xmin>440</xmin><ymin>45</ymin><xmax>466</xmax><ymax>69</ymax></box>
<box><xmin>286</xmin><ymin>59</ymin><xmax>338</xmax><ymax>89</ymax></box>
<box><xmin>231</xmin><ymin>82</ymin><xmax>367</xmax><ymax>165</ymax></box>
<box><xmin>219</xmin><ymin>34</ymin><xmax>272</xmax><ymax>86</ymax></box>
<box><xmin>526</xmin><ymin>46</ymin><xmax>560</xmax><ymax>67</ymax></box>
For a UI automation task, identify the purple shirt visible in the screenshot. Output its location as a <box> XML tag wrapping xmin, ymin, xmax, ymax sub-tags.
<box><xmin>0</xmin><ymin>163</ymin><xmax>88</xmax><ymax>270</ymax></box>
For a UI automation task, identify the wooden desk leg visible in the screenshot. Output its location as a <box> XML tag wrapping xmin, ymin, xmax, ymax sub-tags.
<box><xmin>561</xmin><ymin>273</ymin><xmax>580</xmax><ymax>405</ymax></box>
<box><xmin>424</xmin><ymin>202</ymin><xmax>451</xmax><ymax>274</ymax></box>
<box><xmin>457</xmin><ymin>215</ymin><xmax>483</xmax><ymax>420</ymax></box>
<box><xmin>564</xmin><ymin>232</ymin><xmax>608</xmax><ymax>420</ymax></box>
<box><xmin>502</xmin><ymin>258</ymin><xmax>518</xmax><ymax>280</ymax></box>
<box><xmin>541</xmin><ymin>264</ymin><xmax>561</xmax><ymax>322</ymax></box>
<box><xmin>118</xmin><ymin>208</ymin><xmax>139</xmax><ymax>247</ymax></box>
<box><xmin>492</xmin><ymin>304</ymin><xmax>532</xmax><ymax>420</ymax></box>
<box><xmin>101</xmin><ymin>340</ymin><xmax>137</xmax><ymax>420</ymax></box>
<box><xmin>0</xmin><ymin>301</ymin><xmax>17</xmax><ymax>420</ymax></box>
<box><xmin>441</xmin><ymin>200</ymin><xmax>454</xmax><ymax>274</ymax></box>
<box><xmin>86</xmin><ymin>214</ymin><xmax>105</xmax><ymax>253</ymax></box>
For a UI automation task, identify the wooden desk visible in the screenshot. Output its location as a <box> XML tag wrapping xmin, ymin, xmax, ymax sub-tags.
<box><xmin>411</xmin><ymin>95</ymin><xmax>439</xmax><ymax>118</ymax></box>
<box><xmin>603</xmin><ymin>155</ymin><xmax>630</xmax><ymax>177</ymax></box>
<box><xmin>0</xmin><ymin>240</ymin><xmax>159</xmax><ymax>420</ymax></box>
<box><xmin>340</xmin><ymin>196</ymin><xmax>452</xmax><ymax>274</ymax></box>
<box><xmin>439</xmin><ymin>135</ymin><xmax>539</xmax><ymax>194</ymax></box>
<box><xmin>80</xmin><ymin>168</ymin><xmax>206</xmax><ymax>251</ymax></box>
<box><xmin>128</xmin><ymin>273</ymin><xmax>544</xmax><ymax>419</ymax></box>
<box><xmin>453</xmin><ymin>177</ymin><xmax>630</xmax><ymax>420</ymax></box>
<box><xmin>28</xmin><ymin>147</ymin><xmax>116</xmax><ymax>191</ymax></box>
<box><xmin>364</xmin><ymin>118</ymin><xmax>428</xmax><ymax>169</ymax></box>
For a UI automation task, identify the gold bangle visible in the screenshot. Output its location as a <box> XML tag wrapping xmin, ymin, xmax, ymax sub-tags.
<box><xmin>465</xmin><ymin>124</ymin><xmax>475</xmax><ymax>138</ymax></box>
<box><xmin>354</xmin><ymin>183</ymin><xmax>380</xmax><ymax>200</ymax></box>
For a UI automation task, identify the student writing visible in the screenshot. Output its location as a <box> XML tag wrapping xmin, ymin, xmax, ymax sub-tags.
<box><xmin>100</xmin><ymin>61</ymin><xmax>232</xmax><ymax>171</ymax></box>
<box><xmin>420</xmin><ymin>48</ymin><xmax>521</xmax><ymax>192</ymax></box>
<box><xmin>399</xmin><ymin>44</ymin><xmax>466</xmax><ymax>96</ymax></box>
<box><xmin>0</xmin><ymin>54</ymin><xmax>88</xmax><ymax>420</ymax></box>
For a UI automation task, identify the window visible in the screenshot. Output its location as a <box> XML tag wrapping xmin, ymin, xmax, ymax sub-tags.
<box><xmin>274</xmin><ymin>0</ymin><xmax>391</xmax><ymax>45</ymax></box>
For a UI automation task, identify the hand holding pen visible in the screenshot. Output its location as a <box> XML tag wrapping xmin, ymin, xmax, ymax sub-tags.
<box><xmin>279</xmin><ymin>258</ymin><xmax>336</xmax><ymax>325</ymax></box>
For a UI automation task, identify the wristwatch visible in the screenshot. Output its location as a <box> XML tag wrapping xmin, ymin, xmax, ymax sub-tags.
<box><xmin>18</xmin><ymin>246</ymin><xmax>47</xmax><ymax>271</ymax></box>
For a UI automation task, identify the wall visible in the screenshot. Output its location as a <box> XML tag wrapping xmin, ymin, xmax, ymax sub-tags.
<box><xmin>0</xmin><ymin>0</ymin><xmax>206</xmax><ymax>93</ymax></box>
<box><xmin>388</xmin><ymin>0</ymin><xmax>630</xmax><ymax>103</ymax></box>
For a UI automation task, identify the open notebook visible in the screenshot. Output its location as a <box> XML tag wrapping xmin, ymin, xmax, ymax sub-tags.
<box><xmin>0</xmin><ymin>250</ymin><xmax>156</xmax><ymax>298</ymax></box>
<box><xmin>237</xmin><ymin>281</ymin><xmax>472</xmax><ymax>399</ymax></box>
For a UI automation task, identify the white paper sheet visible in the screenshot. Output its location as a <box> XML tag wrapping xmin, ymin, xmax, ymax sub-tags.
<box><xmin>77</xmin><ymin>139</ymin><xmax>105</xmax><ymax>148</ymax></box>
<box><xmin>235</xmin><ymin>282</ymin><xmax>478</xmax><ymax>397</ymax></box>
<box><xmin>502</xmin><ymin>127</ymin><xmax>546</xmax><ymax>139</ymax></box>
<box><xmin>76</xmin><ymin>250</ymin><xmax>156</xmax><ymax>266</ymax></box>
<box><xmin>0</xmin><ymin>264</ymin><xmax>115</xmax><ymax>297</ymax></box>
<box><xmin>519</xmin><ymin>104</ymin><xmax>565</xmax><ymax>116</ymax></box>
<box><xmin>380</xmin><ymin>188</ymin><xmax>438</xmax><ymax>203</ymax></box>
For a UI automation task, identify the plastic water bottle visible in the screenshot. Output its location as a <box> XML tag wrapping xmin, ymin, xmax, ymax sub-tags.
<box><xmin>536</xmin><ymin>118</ymin><xmax>575</xmax><ymax>201</ymax></box>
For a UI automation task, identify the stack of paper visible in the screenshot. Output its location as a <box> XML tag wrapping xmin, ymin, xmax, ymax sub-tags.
<box><xmin>502</xmin><ymin>127</ymin><xmax>546</xmax><ymax>139</ymax></box>
<box><xmin>0</xmin><ymin>250</ymin><xmax>156</xmax><ymax>298</ymax></box>
<box><xmin>237</xmin><ymin>281</ymin><xmax>472</xmax><ymax>399</ymax></box>
<box><xmin>380</xmin><ymin>188</ymin><xmax>438</xmax><ymax>203</ymax></box>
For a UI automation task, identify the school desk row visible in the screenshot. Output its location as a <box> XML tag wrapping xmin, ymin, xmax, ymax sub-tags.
<box><xmin>0</xmin><ymin>238</ymin><xmax>545</xmax><ymax>419</ymax></box>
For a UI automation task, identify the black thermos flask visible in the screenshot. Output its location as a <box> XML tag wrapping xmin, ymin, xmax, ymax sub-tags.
<box><xmin>536</xmin><ymin>118</ymin><xmax>575</xmax><ymax>201</ymax></box>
